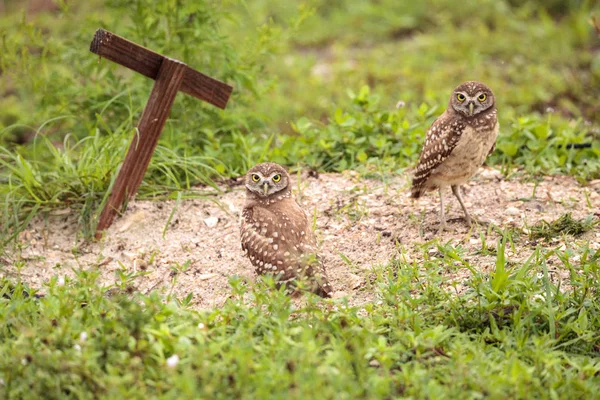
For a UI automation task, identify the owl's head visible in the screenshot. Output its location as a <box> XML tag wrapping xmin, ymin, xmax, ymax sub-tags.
<box><xmin>245</xmin><ymin>162</ymin><xmax>291</xmax><ymax>198</ymax></box>
<box><xmin>450</xmin><ymin>81</ymin><xmax>495</xmax><ymax>117</ymax></box>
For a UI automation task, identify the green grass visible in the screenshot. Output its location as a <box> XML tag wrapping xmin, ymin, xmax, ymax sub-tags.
<box><xmin>1</xmin><ymin>238</ymin><xmax>600</xmax><ymax>398</ymax></box>
<box><xmin>529</xmin><ymin>213</ymin><xmax>598</xmax><ymax>241</ymax></box>
<box><xmin>1</xmin><ymin>1</ymin><xmax>600</xmax><ymax>397</ymax></box>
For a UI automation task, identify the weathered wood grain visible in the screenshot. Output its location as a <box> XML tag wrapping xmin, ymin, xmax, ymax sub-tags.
<box><xmin>90</xmin><ymin>28</ymin><xmax>232</xmax><ymax>109</ymax></box>
<box><xmin>95</xmin><ymin>58</ymin><xmax>187</xmax><ymax>238</ymax></box>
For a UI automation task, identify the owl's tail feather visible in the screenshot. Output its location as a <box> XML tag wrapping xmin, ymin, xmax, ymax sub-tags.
<box><xmin>410</xmin><ymin>186</ymin><xmax>423</xmax><ymax>199</ymax></box>
<box><xmin>410</xmin><ymin>179</ymin><xmax>436</xmax><ymax>199</ymax></box>
<box><xmin>410</xmin><ymin>174</ymin><xmax>424</xmax><ymax>198</ymax></box>
<box><xmin>313</xmin><ymin>279</ymin><xmax>333</xmax><ymax>298</ymax></box>
<box><xmin>305</xmin><ymin>267</ymin><xmax>333</xmax><ymax>298</ymax></box>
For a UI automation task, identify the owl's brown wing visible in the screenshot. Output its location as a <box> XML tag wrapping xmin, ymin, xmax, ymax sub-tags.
<box><xmin>410</xmin><ymin>113</ymin><xmax>464</xmax><ymax>198</ymax></box>
<box><xmin>241</xmin><ymin>203</ymin><xmax>306</xmax><ymax>255</ymax></box>
<box><xmin>241</xmin><ymin>202</ymin><xmax>332</xmax><ymax>297</ymax></box>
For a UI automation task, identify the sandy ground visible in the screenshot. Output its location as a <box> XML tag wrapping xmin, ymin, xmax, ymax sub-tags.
<box><xmin>3</xmin><ymin>167</ymin><xmax>600</xmax><ymax>308</ymax></box>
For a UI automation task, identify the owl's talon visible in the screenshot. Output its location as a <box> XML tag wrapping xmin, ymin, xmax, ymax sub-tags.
<box><xmin>438</xmin><ymin>223</ymin><xmax>447</xmax><ymax>234</ymax></box>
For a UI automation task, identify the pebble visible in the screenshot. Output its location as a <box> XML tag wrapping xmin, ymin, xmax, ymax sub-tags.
<box><xmin>401</xmin><ymin>253</ymin><xmax>413</xmax><ymax>264</ymax></box>
<box><xmin>118</xmin><ymin>211</ymin><xmax>148</xmax><ymax>233</ymax></box>
<box><xmin>331</xmin><ymin>291</ymin><xmax>348</xmax><ymax>299</ymax></box>
<box><xmin>133</xmin><ymin>258</ymin><xmax>148</xmax><ymax>270</ymax></box>
<box><xmin>18</xmin><ymin>231</ymin><xmax>32</xmax><ymax>242</ymax></box>
<box><xmin>505</xmin><ymin>206</ymin><xmax>520</xmax><ymax>216</ymax></box>
<box><xmin>52</xmin><ymin>208</ymin><xmax>71</xmax><ymax>216</ymax></box>
<box><xmin>203</xmin><ymin>217</ymin><xmax>219</xmax><ymax>228</ymax></box>
<box><xmin>478</xmin><ymin>168</ymin><xmax>503</xmax><ymax>180</ymax></box>
<box><xmin>348</xmin><ymin>273</ymin><xmax>364</xmax><ymax>289</ymax></box>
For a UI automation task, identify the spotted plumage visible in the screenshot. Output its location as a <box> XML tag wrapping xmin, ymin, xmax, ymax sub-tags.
<box><xmin>240</xmin><ymin>162</ymin><xmax>332</xmax><ymax>297</ymax></box>
<box><xmin>411</xmin><ymin>81</ymin><xmax>499</xmax><ymax>231</ymax></box>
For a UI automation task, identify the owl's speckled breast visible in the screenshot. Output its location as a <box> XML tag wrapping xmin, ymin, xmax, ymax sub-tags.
<box><xmin>429</xmin><ymin>121</ymin><xmax>498</xmax><ymax>187</ymax></box>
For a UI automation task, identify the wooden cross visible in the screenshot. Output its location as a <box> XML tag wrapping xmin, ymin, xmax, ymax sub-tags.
<box><xmin>89</xmin><ymin>29</ymin><xmax>233</xmax><ymax>239</ymax></box>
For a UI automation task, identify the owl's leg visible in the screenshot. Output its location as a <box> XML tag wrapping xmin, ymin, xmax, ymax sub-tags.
<box><xmin>438</xmin><ymin>188</ymin><xmax>446</xmax><ymax>233</ymax></box>
<box><xmin>451</xmin><ymin>185</ymin><xmax>472</xmax><ymax>226</ymax></box>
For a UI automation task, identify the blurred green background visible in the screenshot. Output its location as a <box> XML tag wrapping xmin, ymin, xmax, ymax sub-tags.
<box><xmin>0</xmin><ymin>0</ymin><xmax>599</xmax><ymax>235</ymax></box>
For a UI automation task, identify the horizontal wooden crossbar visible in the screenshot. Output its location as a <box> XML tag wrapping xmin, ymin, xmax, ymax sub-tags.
<box><xmin>90</xmin><ymin>28</ymin><xmax>232</xmax><ymax>109</ymax></box>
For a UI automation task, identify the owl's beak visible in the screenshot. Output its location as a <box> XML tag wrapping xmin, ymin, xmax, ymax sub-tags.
<box><xmin>468</xmin><ymin>102</ymin><xmax>474</xmax><ymax>116</ymax></box>
<box><xmin>262</xmin><ymin>182</ymin><xmax>269</xmax><ymax>196</ymax></box>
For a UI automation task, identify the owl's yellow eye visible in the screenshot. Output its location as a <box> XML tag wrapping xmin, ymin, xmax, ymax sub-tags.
<box><xmin>478</xmin><ymin>93</ymin><xmax>487</xmax><ymax>102</ymax></box>
<box><xmin>272</xmin><ymin>174</ymin><xmax>281</xmax><ymax>183</ymax></box>
<box><xmin>456</xmin><ymin>93</ymin><xmax>466</xmax><ymax>102</ymax></box>
<box><xmin>251</xmin><ymin>174</ymin><xmax>260</xmax><ymax>182</ymax></box>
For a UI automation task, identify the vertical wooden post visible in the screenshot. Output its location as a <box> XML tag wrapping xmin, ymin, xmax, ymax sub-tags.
<box><xmin>89</xmin><ymin>29</ymin><xmax>232</xmax><ymax>239</ymax></box>
<box><xmin>95</xmin><ymin>58</ymin><xmax>186</xmax><ymax>238</ymax></box>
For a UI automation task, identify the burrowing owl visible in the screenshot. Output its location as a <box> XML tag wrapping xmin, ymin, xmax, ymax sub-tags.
<box><xmin>240</xmin><ymin>162</ymin><xmax>332</xmax><ymax>297</ymax></box>
<box><xmin>411</xmin><ymin>81</ymin><xmax>498</xmax><ymax>232</ymax></box>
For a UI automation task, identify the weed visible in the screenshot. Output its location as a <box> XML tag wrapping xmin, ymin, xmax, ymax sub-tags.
<box><xmin>529</xmin><ymin>213</ymin><xmax>598</xmax><ymax>241</ymax></box>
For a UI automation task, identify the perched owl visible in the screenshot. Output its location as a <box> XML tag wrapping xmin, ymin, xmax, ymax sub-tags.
<box><xmin>240</xmin><ymin>162</ymin><xmax>333</xmax><ymax>297</ymax></box>
<box><xmin>411</xmin><ymin>81</ymin><xmax>498</xmax><ymax>232</ymax></box>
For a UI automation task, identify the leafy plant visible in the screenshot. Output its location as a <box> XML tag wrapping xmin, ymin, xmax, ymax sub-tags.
<box><xmin>529</xmin><ymin>213</ymin><xmax>598</xmax><ymax>241</ymax></box>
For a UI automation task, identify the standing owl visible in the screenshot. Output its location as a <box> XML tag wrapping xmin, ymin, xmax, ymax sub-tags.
<box><xmin>240</xmin><ymin>162</ymin><xmax>333</xmax><ymax>297</ymax></box>
<box><xmin>411</xmin><ymin>81</ymin><xmax>499</xmax><ymax>232</ymax></box>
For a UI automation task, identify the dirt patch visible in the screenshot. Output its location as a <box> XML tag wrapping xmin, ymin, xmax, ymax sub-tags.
<box><xmin>3</xmin><ymin>168</ymin><xmax>600</xmax><ymax>308</ymax></box>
